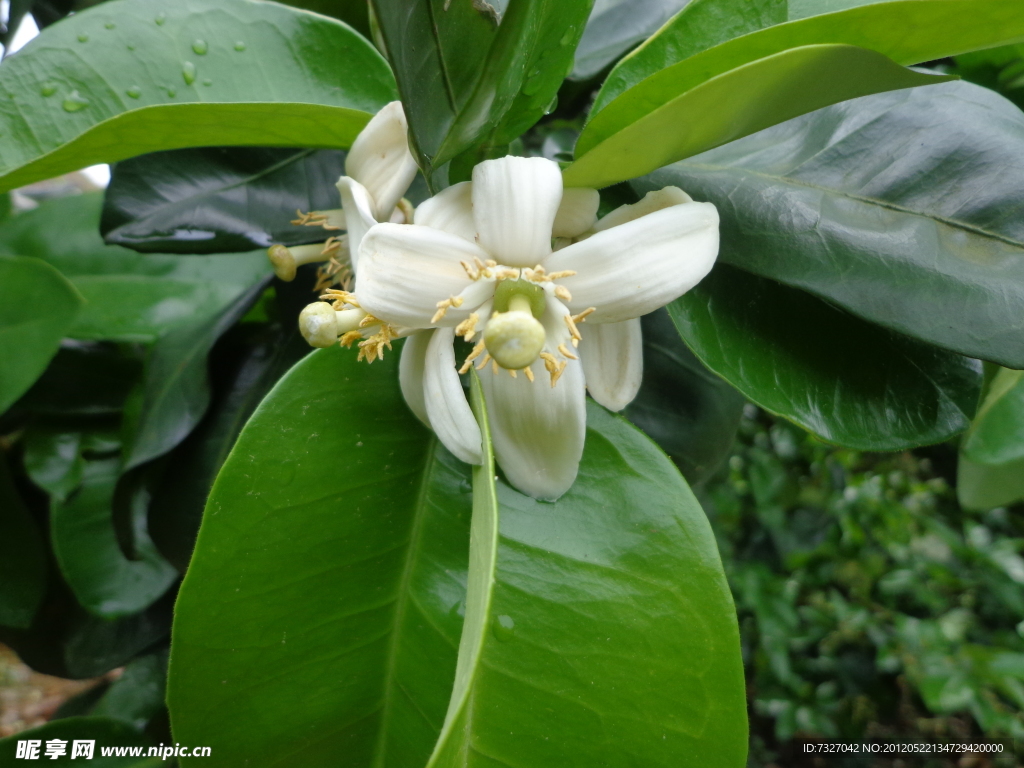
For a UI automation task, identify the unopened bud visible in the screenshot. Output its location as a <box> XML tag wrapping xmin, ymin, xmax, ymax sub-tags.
<box><xmin>484</xmin><ymin>311</ymin><xmax>546</xmax><ymax>370</ymax></box>
<box><xmin>298</xmin><ymin>302</ymin><xmax>366</xmax><ymax>348</ymax></box>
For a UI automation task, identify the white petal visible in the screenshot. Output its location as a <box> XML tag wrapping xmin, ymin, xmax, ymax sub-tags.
<box><xmin>345</xmin><ymin>101</ymin><xmax>419</xmax><ymax>220</ymax></box>
<box><xmin>480</xmin><ymin>356</ymin><xmax>586</xmax><ymax>500</ymax></box>
<box><xmin>593</xmin><ymin>186</ymin><xmax>692</xmax><ymax>232</ymax></box>
<box><xmin>579</xmin><ymin>318</ymin><xmax>643</xmax><ymax>412</ymax></box>
<box><xmin>553</xmin><ymin>188</ymin><xmax>600</xmax><ymax>238</ymax></box>
<box><xmin>399</xmin><ymin>330</ymin><xmax>431</xmax><ymax>427</ymax></box>
<box><xmin>414</xmin><ymin>181</ymin><xmax>477</xmax><ymax>242</ymax></box>
<box><xmin>472</xmin><ymin>156</ymin><xmax>562</xmax><ymax>267</ymax></box>
<box><xmin>356</xmin><ymin>223</ymin><xmax>490</xmax><ymax>328</ymax></box>
<box><xmin>424</xmin><ymin>327</ymin><xmax>482</xmax><ymax>465</ymax></box>
<box><xmin>336</xmin><ymin>176</ymin><xmax>378</xmax><ymax>275</ymax></box>
<box><xmin>544</xmin><ymin>201</ymin><xmax>719</xmax><ymax>323</ymax></box>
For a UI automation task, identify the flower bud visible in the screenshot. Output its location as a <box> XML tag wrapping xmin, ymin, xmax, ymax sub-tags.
<box><xmin>484</xmin><ymin>310</ymin><xmax>546</xmax><ymax>370</ymax></box>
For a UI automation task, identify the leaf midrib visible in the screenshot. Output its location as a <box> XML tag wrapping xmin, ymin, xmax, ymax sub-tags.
<box><xmin>679</xmin><ymin>160</ymin><xmax>1024</xmax><ymax>252</ymax></box>
<box><xmin>370</xmin><ymin>437</ymin><xmax>440</xmax><ymax>768</ymax></box>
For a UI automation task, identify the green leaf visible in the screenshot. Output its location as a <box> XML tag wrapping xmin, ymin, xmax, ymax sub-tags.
<box><xmin>91</xmin><ymin>649</ymin><xmax>168</xmax><ymax>729</ymax></box>
<box><xmin>278</xmin><ymin>0</ymin><xmax>371</xmax><ymax>37</ymax></box>
<box><xmin>371</xmin><ymin>0</ymin><xmax>592</xmax><ymax>180</ymax></box>
<box><xmin>641</xmin><ymin>81</ymin><xmax>1024</xmax><ymax>369</ymax></box>
<box><xmin>577</xmin><ymin>0</ymin><xmax>1024</xmax><ymax>185</ymax></box>
<box><xmin>170</xmin><ymin>346</ymin><xmax>747</xmax><ymax>767</ymax></box>
<box><xmin>0</xmin><ymin>255</ymin><xmax>82</xmax><ymax>414</ymax></box>
<box><xmin>962</xmin><ymin>368</ymin><xmax>1024</xmax><ymax>466</ymax></box>
<box><xmin>101</xmin><ymin>148</ymin><xmax>346</xmax><ymax>254</ymax></box>
<box><xmin>0</xmin><ymin>0</ymin><xmax>396</xmax><ymax>193</ymax></box>
<box><xmin>24</xmin><ymin>432</ymin><xmax>177</xmax><ymax>618</ymax></box>
<box><xmin>569</xmin><ymin>0</ymin><xmax>693</xmax><ymax>81</ymax></box>
<box><xmin>957</xmin><ymin>454</ymin><xmax>1024</xmax><ymax>512</ymax></box>
<box><xmin>0</xmin><ymin>717</ymin><xmax>153</xmax><ymax>766</ymax></box>
<box><xmin>0</xmin><ymin>194</ymin><xmax>271</xmax><ymax>466</ymax></box>
<box><xmin>0</xmin><ymin>457</ymin><xmax>47</xmax><ymax>629</ymax></box>
<box><xmin>625</xmin><ymin>309</ymin><xmax>745</xmax><ymax>485</ymax></box>
<box><xmin>669</xmin><ymin>265</ymin><xmax>981</xmax><ymax>450</ymax></box>
<box><xmin>564</xmin><ymin>44</ymin><xmax>950</xmax><ymax>188</ymax></box>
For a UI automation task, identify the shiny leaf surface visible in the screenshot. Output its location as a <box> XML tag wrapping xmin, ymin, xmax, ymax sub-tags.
<box><xmin>564</xmin><ymin>44</ymin><xmax>949</xmax><ymax>188</ymax></box>
<box><xmin>586</xmin><ymin>0</ymin><xmax>1024</xmax><ymax>141</ymax></box>
<box><xmin>669</xmin><ymin>265</ymin><xmax>981</xmax><ymax>450</ymax></box>
<box><xmin>962</xmin><ymin>368</ymin><xmax>1024</xmax><ymax>466</ymax></box>
<box><xmin>0</xmin><ymin>0</ymin><xmax>395</xmax><ymax>192</ymax></box>
<box><xmin>625</xmin><ymin>309</ymin><xmax>745</xmax><ymax>485</ymax></box>
<box><xmin>642</xmin><ymin>81</ymin><xmax>1024</xmax><ymax>369</ymax></box>
<box><xmin>0</xmin><ymin>256</ymin><xmax>82</xmax><ymax>414</ymax></box>
<box><xmin>102</xmin><ymin>148</ymin><xmax>346</xmax><ymax>254</ymax></box>
<box><xmin>170</xmin><ymin>346</ymin><xmax>746</xmax><ymax>767</ymax></box>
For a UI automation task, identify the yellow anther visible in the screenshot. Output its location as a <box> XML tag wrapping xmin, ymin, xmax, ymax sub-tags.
<box><xmin>357</xmin><ymin>323</ymin><xmax>396</xmax><ymax>363</ymax></box>
<box><xmin>431</xmin><ymin>295</ymin><xmax>465</xmax><ymax>323</ymax></box>
<box><xmin>508</xmin><ymin>368</ymin><xmax>518</xmax><ymax>379</ymax></box>
<box><xmin>461</xmin><ymin>260</ymin><xmax>481</xmax><ymax>281</ymax></box>
<box><xmin>484</xmin><ymin>259</ymin><xmax>497</xmax><ymax>268</ymax></box>
<box><xmin>554</xmin><ymin>285</ymin><xmax>572</xmax><ymax>301</ymax></box>
<box><xmin>572</xmin><ymin>307</ymin><xmax>596</xmax><ymax>323</ymax></box>
<box><xmin>455</xmin><ymin>313</ymin><xmax>480</xmax><ymax>341</ymax></box>
<box><xmin>291</xmin><ymin>208</ymin><xmax>344</xmax><ymax>231</ymax></box>
<box><xmin>320</xmin><ymin>289</ymin><xmax>360</xmax><ymax>310</ymax></box>
<box><xmin>523</xmin><ymin>366</ymin><xmax>535</xmax><ymax>383</ymax></box>
<box><xmin>563</xmin><ymin>314</ymin><xmax>582</xmax><ymax>342</ymax></box>
<box><xmin>558</xmin><ymin>343</ymin><xmax>578</xmax><ymax>360</ymax></box>
<box><xmin>358</xmin><ymin>312</ymin><xmax>381</xmax><ymax>329</ymax></box>
<box><xmin>459</xmin><ymin>340</ymin><xmax>487</xmax><ymax>374</ymax></box>
<box><xmin>321</xmin><ymin>236</ymin><xmax>343</xmax><ymax>256</ymax></box>
<box><xmin>339</xmin><ymin>330</ymin><xmax>363</xmax><ymax>347</ymax></box>
<box><xmin>545</xmin><ymin>270</ymin><xmax>576</xmax><ymax>280</ymax></box>
<box><xmin>539</xmin><ymin>352</ymin><xmax>567</xmax><ymax>386</ymax></box>
<box><xmin>476</xmin><ymin>353</ymin><xmax>493</xmax><ymax>371</ymax></box>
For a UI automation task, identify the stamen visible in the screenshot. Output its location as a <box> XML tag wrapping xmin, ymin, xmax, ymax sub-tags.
<box><xmin>320</xmin><ymin>289</ymin><xmax>360</xmax><ymax>310</ymax></box>
<box><xmin>357</xmin><ymin>323</ymin><xmax>396</xmax><ymax>363</ymax></box>
<box><xmin>572</xmin><ymin>307</ymin><xmax>596</xmax><ymax>323</ymax></box>
<box><xmin>508</xmin><ymin>368</ymin><xmax>518</xmax><ymax>379</ymax></box>
<box><xmin>459</xmin><ymin>340</ymin><xmax>487</xmax><ymax>374</ymax></box>
<box><xmin>523</xmin><ymin>366</ymin><xmax>534</xmax><ymax>383</ymax></box>
<box><xmin>563</xmin><ymin>314</ymin><xmax>582</xmax><ymax>342</ymax></box>
<box><xmin>475</xmin><ymin>352</ymin><xmax>493</xmax><ymax>371</ymax></box>
<box><xmin>492</xmin><ymin>360</ymin><xmax>499</xmax><ymax>375</ymax></box>
<box><xmin>339</xmin><ymin>330</ymin><xmax>363</xmax><ymax>347</ymax></box>
<box><xmin>455</xmin><ymin>313</ymin><xmax>480</xmax><ymax>341</ymax></box>
<box><xmin>431</xmin><ymin>295</ymin><xmax>465</xmax><ymax>323</ymax></box>
<box><xmin>291</xmin><ymin>208</ymin><xmax>344</xmax><ymax>231</ymax></box>
<box><xmin>554</xmin><ymin>285</ymin><xmax>572</xmax><ymax>301</ymax></box>
<box><xmin>461</xmin><ymin>260</ymin><xmax>481</xmax><ymax>281</ymax></box>
<box><xmin>545</xmin><ymin>270</ymin><xmax>576</xmax><ymax>280</ymax></box>
<box><xmin>558</xmin><ymin>343</ymin><xmax>578</xmax><ymax>360</ymax></box>
<box><xmin>539</xmin><ymin>352</ymin><xmax>567</xmax><ymax>387</ymax></box>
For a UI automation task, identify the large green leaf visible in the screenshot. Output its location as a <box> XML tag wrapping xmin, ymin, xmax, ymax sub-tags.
<box><xmin>569</xmin><ymin>0</ymin><xmax>693</xmax><ymax>81</ymax></box>
<box><xmin>564</xmin><ymin>44</ymin><xmax>949</xmax><ymax>188</ymax></box>
<box><xmin>0</xmin><ymin>457</ymin><xmax>47</xmax><ymax>629</ymax></box>
<box><xmin>0</xmin><ymin>255</ymin><xmax>82</xmax><ymax>414</ymax></box>
<box><xmin>641</xmin><ymin>81</ymin><xmax>1024</xmax><ymax>369</ymax></box>
<box><xmin>0</xmin><ymin>0</ymin><xmax>395</xmax><ymax>193</ymax></box>
<box><xmin>170</xmin><ymin>345</ymin><xmax>746</xmax><ymax>767</ymax></box>
<box><xmin>101</xmin><ymin>148</ymin><xmax>346</xmax><ymax>254</ymax></box>
<box><xmin>625</xmin><ymin>309</ymin><xmax>745</xmax><ymax>485</ymax></box>
<box><xmin>0</xmin><ymin>194</ymin><xmax>271</xmax><ymax>466</ymax></box>
<box><xmin>567</xmin><ymin>0</ymin><xmax>1024</xmax><ymax>187</ymax></box>
<box><xmin>371</xmin><ymin>0</ymin><xmax>592</xmax><ymax>181</ymax></box>
<box><xmin>957</xmin><ymin>454</ymin><xmax>1024</xmax><ymax>512</ymax></box>
<box><xmin>669</xmin><ymin>265</ymin><xmax>981</xmax><ymax>450</ymax></box>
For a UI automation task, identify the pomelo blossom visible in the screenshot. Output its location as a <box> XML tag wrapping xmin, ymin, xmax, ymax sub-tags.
<box><xmin>265</xmin><ymin>100</ymin><xmax>418</xmax><ymax>290</ymax></box>
<box><xmin>305</xmin><ymin>155</ymin><xmax>719</xmax><ymax>500</ymax></box>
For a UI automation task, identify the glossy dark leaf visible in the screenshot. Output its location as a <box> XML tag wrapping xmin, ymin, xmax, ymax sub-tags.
<box><xmin>570</xmin><ymin>0</ymin><xmax>692</xmax><ymax>81</ymax></box>
<box><xmin>102</xmin><ymin>148</ymin><xmax>346</xmax><ymax>254</ymax></box>
<box><xmin>643</xmin><ymin>81</ymin><xmax>1024</xmax><ymax>369</ymax></box>
<box><xmin>0</xmin><ymin>458</ymin><xmax>47</xmax><ymax>629</ymax></box>
<box><xmin>625</xmin><ymin>309</ymin><xmax>745</xmax><ymax>485</ymax></box>
<box><xmin>0</xmin><ymin>0</ymin><xmax>395</xmax><ymax>192</ymax></box>
<box><xmin>91</xmin><ymin>649</ymin><xmax>168</xmax><ymax>729</ymax></box>
<box><xmin>170</xmin><ymin>346</ymin><xmax>746</xmax><ymax>767</ymax></box>
<box><xmin>669</xmin><ymin>265</ymin><xmax>981</xmax><ymax>450</ymax></box>
<box><xmin>278</xmin><ymin>0</ymin><xmax>371</xmax><ymax>37</ymax></box>
<box><xmin>0</xmin><ymin>256</ymin><xmax>83</xmax><ymax>414</ymax></box>
<box><xmin>372</xmin><ymin>0</ymin><xmax>592</xmax><ymax>180</ymax></box>
<box><xmin>0</xmin><ymin>717</ymin><xmax>150</xmax><ymax>765</ymax></box>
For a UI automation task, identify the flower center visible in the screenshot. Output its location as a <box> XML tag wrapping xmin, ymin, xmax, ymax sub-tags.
<box><xmin>484</xmin><ymin>295</ymin><xmax>546</xmax><ymax>370</ymax></box>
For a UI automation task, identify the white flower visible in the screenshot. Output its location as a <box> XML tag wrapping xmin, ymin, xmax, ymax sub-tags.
<box><xmin>348</xmin><ymin>155</ymin><xmax>719</xmax><ymax>500</ymax></box>
<box><xmin>267</xmin><ymin>101</ymin><xmax>418</xmax><ymax>288</ymax></box>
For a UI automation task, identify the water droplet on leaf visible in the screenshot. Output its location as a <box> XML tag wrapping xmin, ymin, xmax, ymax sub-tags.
<box><xmin>492</xmin><ymin>614</ymin><xmax>515</xmax><ymax>641</ymax></box>
<box><xmin>105</xmin><ymin>22</ymin><xmax>115</xmax><ymax>29</ymax></box>
<box><xmin>62</xmin><ymin>90</ymin><xmax>89</xmax><ymax>112</ymax></box>
<box><xmin>234</xmin><ymin>41</ymin><xmax>246</xmax><ymax>52</ymax></box>
<box><xmin>126</xmin><ymin>86</ymin><xmax>142</xmax><ymax>99</ymax></box>
<box><xmin>560</xmin><ymin>26</ymin><xmax>575</xmax><ymax>46</ymax></box>
<box><xmin>39</xmin><ymin>81</ymin><xmax>58</xmax><ymax>97</ymax></box>
<box><xmin>77</xmin><ymin>33</ymin><xmax>89</xmax><ymax>42</ymax></box>
<box><xmin>155</xmin><ymin>13</ymin><xmax>166</xmax><ymax>25</ymax></box>
<box><xmin>202</xmin><ymin>78</ymin><xmax>213</xmax><ymax>87</ymax></box>
<box><xmin>126</xmin><ymin>43</ymin><xmax>136</xmax><ymax>51</ymax></box>
<box><xmin>182</xmin><ymin>61</ymin><xmax>197</xmax><ymax>85</ymax></box>
<box><xmin>166</xmin><ymin>87</ymin><xmax>177</xmax><ymax>98</ymax></box>
<box><xmin>192</xmin><ymin>39</ymin><xmax>208</xmax><ymax>55</ymax></box>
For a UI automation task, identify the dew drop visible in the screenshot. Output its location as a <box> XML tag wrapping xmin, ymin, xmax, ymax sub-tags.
<box><xmin>560</xmin><ymin>26</ymin><xmax>575</xmax><ymax>46</ymax></box>
<box><xmin>62</xmin><ymin>90</ymin><xmax>89</xmax><ymax>112</ymax></box>
<box><xmin>155</xmin><ymin>13</ymin><xmax>166</xmax><ymax>25</ymax></box>
<box><xmin>39</xmin><ymin>81</ymin><xmax>58</xmax><ymax>97</ymax></box>
<box><xmin>126</xmin><ymin>43</ymin><xmax>136</xmax><ymax>51</ymax></box>
<box><xmin>233</xmin><ymin>41</ymin><xmax>246</xmax><ymax>52</ymax></box>
<box><xmin>202</xmin><ymin>78</ymin><xmax>213</xmax><ymax>87</ymax></box>
<box><xmin>105</xmin><ymin>22</ymin><xmax>116</xmax><ymax>30</ymax></box>
<box><xmin>182</xmin><ymin>61</ymin><xmax>197</xmax><ymax>85</ymax></box>
<box><xmin>126</xmin><ymin>85</ymin><xmax>142</xmax><ymax>99</ymax></box>
<box><xmin>492</xmin><ymin>614</ymin><xmax>515</xmax><ymax>642</ymax></box>
<box><xmin>166</xmin><ymin>87</ymin><xmax>177</xmax><ymax>98</ymax></box>
<box><xmin>192</xmin><ymin>39</ymin><xmax>208</xmax><ymax>55</ymax></box>
<box><xmin>521</xmin><ymin>75</ymin><xmax>544</xmax><ymax>96</ymax></box>
<box><xmin>77</xmin><ymin>33</ymin><xmax>89</xmax><ymax>43</ymax></box>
